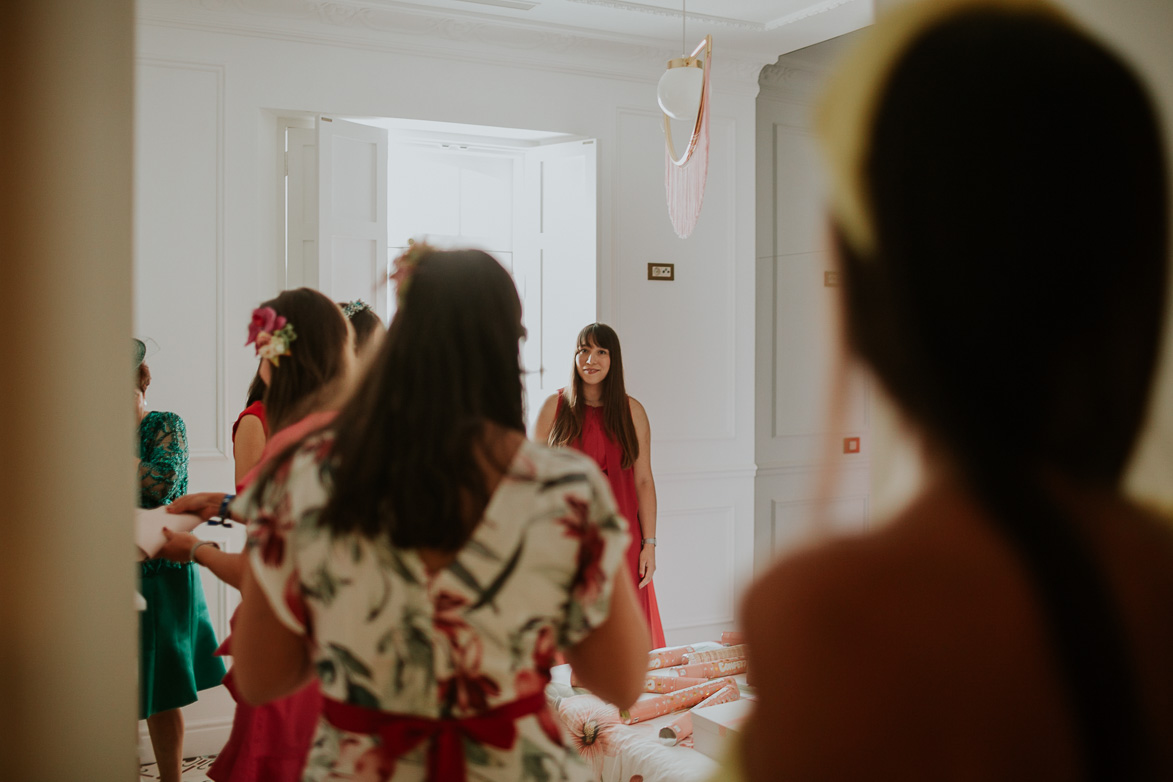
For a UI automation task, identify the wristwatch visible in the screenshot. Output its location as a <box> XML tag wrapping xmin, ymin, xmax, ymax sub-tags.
<box><xmin>642</xmin><ymin>537</ymin><xmax>657</xmax><ymax>546</ymax></box>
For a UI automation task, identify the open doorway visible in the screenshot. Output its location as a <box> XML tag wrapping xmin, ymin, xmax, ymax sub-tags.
<box><xmin>282</xmin><ymin>116</ymin><xmax>598</xmax><ymax>432</ymax></box>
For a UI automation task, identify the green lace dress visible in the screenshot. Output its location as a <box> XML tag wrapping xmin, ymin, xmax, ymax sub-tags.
<box><xmin>138</xmin><ymin>410</ymin><xmax>226</xmax><ymax>720</ymax></box>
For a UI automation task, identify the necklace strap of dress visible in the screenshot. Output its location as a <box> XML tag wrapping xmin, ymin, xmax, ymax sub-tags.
<box><xmin>322</xmin><ymin>691</ymin><xmax>548</xmax><ymax>782</ymax></box>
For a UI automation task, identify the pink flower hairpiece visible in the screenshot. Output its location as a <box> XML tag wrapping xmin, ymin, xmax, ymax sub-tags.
<box><xmin>246</xmin><ymin>306</ymin><xmax>296</xmax><ymax>366</ymax></box>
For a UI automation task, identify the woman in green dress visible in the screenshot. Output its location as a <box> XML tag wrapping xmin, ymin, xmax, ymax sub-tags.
<box><xmin>136</xmin><ymin>340</ymin><xmax>226</xmax><ymax>782</ymax></box>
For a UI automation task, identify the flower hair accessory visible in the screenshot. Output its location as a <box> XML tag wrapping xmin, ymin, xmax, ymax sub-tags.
<box><xmin>389</xmin><ymin>238</ymin><xmax>433</xmax><ymax>305</ymax></box>
<box><xmin>246</xmin><ymin>306</ymin><xmax>297</xmax><ymax>366</ymax></box>
<box><xmin>342</xmin><ymin>299</ymin><xmax>371</xmax><ymax>319</ymax></box>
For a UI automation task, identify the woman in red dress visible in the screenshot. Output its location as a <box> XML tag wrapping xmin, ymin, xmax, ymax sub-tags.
<box><xmin>536</xmin><ymin>322</ymin><xmax>667</xmax><ymax>649</ymax></box>
<box><xmin>232</xmin><ymin>370</ymin><xmax>268</xmax><ymax>486</ymax></box>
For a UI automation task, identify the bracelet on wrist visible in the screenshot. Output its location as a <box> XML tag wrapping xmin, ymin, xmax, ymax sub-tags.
<box><xmin>642</xmin><ymin>537</ymin><xmax>657</xmax><ymax>547</ymax></box>
<box><xmin>189</xmin><ymin>540</ymin><xmax>221</xmax><ymax>563</ymax></box>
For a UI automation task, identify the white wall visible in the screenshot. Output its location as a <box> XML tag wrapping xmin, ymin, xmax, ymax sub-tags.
<box><xmin>754</xmin><ymin>37</ymin><xmax>875</xmax><ymax>575</ymax></box>
<box><xmin>134</xmin><ymin>0</ymin><xmax>763</xmax><ymax>743</ymax></box>
<box><xmin>763</xmin><ymin>1</ymin><xmax>1173</xmax><ymax>544</ymax></box>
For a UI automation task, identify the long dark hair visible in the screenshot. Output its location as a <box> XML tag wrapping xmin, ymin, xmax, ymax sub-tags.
<box><xmin>244</xmin><ymin>367</ymin><xmax>265</xmax><ymax>407</ymax></box>
<box><xmin>548</xmin><ymin>323</ymin><xmax>639</xmax><ymax>469</ymax></box>
<box><xmin>836</xmin><ymin>7</ymin><xmax>1166</xmax><ymax>778</ymax></box>
<box><xmin>319</xmin><ymin>249</ymin><xmax>526</xmax><ymax>551</ymax></box>
<box><xmin>259</xmin><ymin>288</ymin><xmax>351</xmax><ymax>433</ymax></box>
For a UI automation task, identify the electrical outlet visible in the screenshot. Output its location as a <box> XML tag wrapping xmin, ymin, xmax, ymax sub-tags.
<box><xmin>647</xmin><ymin>263</ymin><xmax>675</xmax><ymax>281</ymax></box>
<box><xmin>824</xmin><ymin>270</ymin><xmax>840</xmax><ymax>287</ymax></box>
<box><xmin>843</xmin><ymin>436</ymin><xmax>860</xmax><ymax>454</ymax></box>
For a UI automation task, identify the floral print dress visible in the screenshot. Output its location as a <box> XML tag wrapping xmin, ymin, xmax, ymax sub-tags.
<box><xmin>238</xmin><ymin>434</ymin><xmax>630</xmax><ymax>782</ymax></box>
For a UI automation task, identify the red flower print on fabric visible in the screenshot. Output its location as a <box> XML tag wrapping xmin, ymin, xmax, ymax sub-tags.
<box><xmin>440</xmin><ymin>666</ymin><xmax>502</xmax><ymax>715</ymax></box>
<box><xmin>515</xmin><ymin>668</ymin><xmax>563</xmax><ymax>747</ymax></box>
<box><xmin>433</xmin><ymin>590</ymin><xmax>470</xmax><ymax>643</ymax></box>
<box><xmin>250</xmin><ymin>511</ymin><xmax>286</xmax><ymax>567</ymax></box>
<box><xmin>559</xmin><ymin>495</ymin><xmax>606</xmax><ymax>606</ymax></box>
<box><xmin>433</xmin><ymin>589</ymin><xmax>503</xmax><ymax>715</ymax></box>
<box><xmin>532</xmin><ymin>625</ymin><xmax>557</xmax><ymax>675</ymax></box>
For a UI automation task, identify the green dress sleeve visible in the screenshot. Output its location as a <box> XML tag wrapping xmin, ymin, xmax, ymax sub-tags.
<box><xmin>138</xmin><ymin>411</ymin><xmax>189</xmax><ymax>509</ymax></box>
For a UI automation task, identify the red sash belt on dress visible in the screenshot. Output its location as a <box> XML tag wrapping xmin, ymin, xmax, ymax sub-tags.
<box><xmin>322</xmin><ymin>691</ymin><xmax>548</xmax><ymax>782</ymax></box>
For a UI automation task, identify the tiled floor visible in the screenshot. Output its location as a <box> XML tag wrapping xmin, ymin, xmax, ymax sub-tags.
<box><xmin>139</xmin><ymin>755</ymin><xmax>216</xmax><ymax>781</ymax></box>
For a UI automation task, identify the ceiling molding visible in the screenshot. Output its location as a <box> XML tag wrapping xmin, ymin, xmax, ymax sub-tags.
<box><xmin>564</xmin><ymin>0</ymin><xmax>769</xmax><ymax>32</ymax></box>
<box><xmin>758</xmin><ymin>60</ymin><xmax>825</xmax><ymax>97</ymax></box>
<box><xmin>566</xmin><ymin>0</ymin><xmax>858</xmax><ymax>32</ymax></box>
<box><xmin>764</xmin><ymin>0</ymin><xmax>858</xmax><ymax>31</ymax></box>
<box><xmin>140</xmin><ymin>0</ymin><xmax>771</xmax><ymax>92</ymax></box>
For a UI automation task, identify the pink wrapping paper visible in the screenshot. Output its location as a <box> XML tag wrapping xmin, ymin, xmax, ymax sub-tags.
<box><xmin>695</xmin><ymin>683</ymin><xmax>740</xmax><ymax>709</ymax></box>
<box><xmin>646</xmin><ymin>642</ymin><xmax>721</xmax><ymax>670</ymax></box>
<box><xmin>656</xmin><ymin>683</ymin><xmax>741</xmax><ymax>745</ymax></box>
<box><xmin>644</xmin><ymin>675</ymin><xmax>707</xmax><ymax>693</ymax></box>
<box><xmin>682</xmin><ymin>644</ymin><xmax>748</xmax><ymax>664</ymax></box>
<box><xmin>721</xmin><ymin>631</ymin><xmax>745</xmax><ymax>646</ymax></box>
<box><xmin>620</xmin><ymin>677</ymin><xmax>736</xmax><ymax>725</ymax></box>
<box><xmin>662</xmin><ymin>658</ymin><xmax>748</xmax><ymax>679</ymax></box>
<box><xmin>659</xmin><ymin>713</ymin><xmax>693</xmax><ymax>744</ymax></box>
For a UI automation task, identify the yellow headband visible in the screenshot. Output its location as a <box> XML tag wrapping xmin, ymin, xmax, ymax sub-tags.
<box><xmin>816</xmin><ymin>0</ymin><xmax>1070</xmax><ymax>256</ymax></box>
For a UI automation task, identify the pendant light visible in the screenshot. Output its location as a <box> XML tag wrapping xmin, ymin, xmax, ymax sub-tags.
<box><xmin>658</xmin><ymin>0</ymin><xmax>712</xmax><ymax>239</ymax></box>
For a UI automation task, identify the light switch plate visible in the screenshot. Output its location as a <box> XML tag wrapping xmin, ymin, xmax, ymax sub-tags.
<box><xmin>648</xmin><ymin>263</ymin><xmax>675</xmax><ymax>281</ymax></box>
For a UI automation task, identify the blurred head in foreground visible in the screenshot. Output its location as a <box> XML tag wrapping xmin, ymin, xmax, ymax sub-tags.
<box><xmin>816</xmin><ymin>1</ymin><xmax>1167</xmax><ymax>776</ymax></box>
<box><xmin>819</xmin><ymin>0</ymin><xmax>1167</xmax><ymax>486</ymax></box>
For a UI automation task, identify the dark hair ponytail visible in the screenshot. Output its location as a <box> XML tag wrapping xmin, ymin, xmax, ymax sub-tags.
<box><xmin>839</xmin><ymin>8</ymin><xmax>1167</xmax><ymax>777</ymax></box>
<box><xmin>244</xmin><ymin>368</ymin><xmax>266</xmax><ymax>407</ymax></box>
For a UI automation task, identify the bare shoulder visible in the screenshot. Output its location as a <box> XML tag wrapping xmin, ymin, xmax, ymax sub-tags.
<box><xmin>743</xmin><ymin>533</ymin><xmax>882</xmax><ymax>648</ymax></box>
<box><xmin>539</xmin><ymin>392</ymin><xmax>561</xmax><ymax>416</ymax></box>
<box><xmin>533</xmin><ymin>392</ymin><xmax>562</xmax><ymax>442</ymax></box>
<box><xmin>627</xmin><ymin>396</ymin><xmax>649</xmax><ymax>424</ymax></box>
<box><xmin>741</xmin><ymin>491</ymin><xmax>1000</xmax><ymax>676</ymax></box>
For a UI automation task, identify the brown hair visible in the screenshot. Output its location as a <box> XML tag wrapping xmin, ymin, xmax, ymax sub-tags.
<box><xmin>259</xmin><ymin>288</ymin><xmax>351</xmax><ymax>432</ymax></box>
<box><xmin>136</xmin><ymin>362</ymin><xmax>151</xmax><ymax>394</ymax></box>
<box><xmin>548</xmin><ymin>323</ymin><xmax>639</xmax><ymax>469</ymax></box>
<box><xmin>338</xmin><ymin>301</ymin><xmax>385</xmax><ymax>353</ymax></box>
<box><xmin>318</xmin><ymin>249</ymin><xmax>526</xmax><ymax>551</ymax></box>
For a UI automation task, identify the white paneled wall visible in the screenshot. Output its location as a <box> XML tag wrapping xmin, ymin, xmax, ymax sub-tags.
<box><xmin>754</xmin><ymin>42</ymin><xmax>874</xmax><ymax>576</ymax></box>
<box><xmin>135</xmin><ymin>60</ymin><xmax>229</xmax><ymax>484</ymax></box>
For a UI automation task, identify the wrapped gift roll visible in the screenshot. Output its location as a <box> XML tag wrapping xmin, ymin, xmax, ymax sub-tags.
<box><xmin>647</xmin><ymin>642</ymin><xmax>723</xmax><ymax>670</ymax></box>
<box><xmin>644</xmin><ymin>675</ymin><xmax>707</xmax><ymax>693</ymax></box>
<box><xmin>657</xmin><ymin>683</ymin><xmax>741</xmax><ymax>745</ymax></box>
<box><xmin>620</xmin><ymin>677</ymin><xmax>736</xmax><ymax>725</ymax></box>
<box><xmin>695</xmin><ymin>683</ymin><xmax>740</xmax><ymax>709</ymax></box>
<box><xmin>663</xmin><ymin>658</ymin><xmax>748</xmax><ymax>679</ymax></box>
<box><xmin>659</xmin><ymin>713</ymin><xmax>693</xmax><ymax>745</ymax></box>
<box><xmin>683</xmin><ymin>644</ymin><xmax>749</xmax><ymax>664</ymax></box>
<box><xmin>720</xmin><ymin>631</ymin><xmax>745</xmax><ymax>646</ymax></box>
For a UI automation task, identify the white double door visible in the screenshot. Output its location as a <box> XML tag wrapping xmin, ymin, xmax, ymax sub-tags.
<box><xmin>287</xmin><ymin>117</ymin><xmax>597</xmax><ymax>430</ymax></box>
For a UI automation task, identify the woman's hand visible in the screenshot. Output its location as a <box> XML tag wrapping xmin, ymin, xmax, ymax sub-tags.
<box><xmin>167</xmin><ymin>492</ymin><xmax>228</xmax><ymax>521</ymax></box>
<box><xmin>158</xmin><ymin>527</ymin><xmax>200</xmax><ymax>563</ymax></box>
<box><xmin>638</xmin><ymin>543</ymin><xmax>656</xmax><ymax>588</ymax></box>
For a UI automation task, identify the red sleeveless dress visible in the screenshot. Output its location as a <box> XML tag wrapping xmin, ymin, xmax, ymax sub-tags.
<box><xmin>559</xmin><ymin>396</ymin><xmax>666</xmax><ymax>647</ymax></box>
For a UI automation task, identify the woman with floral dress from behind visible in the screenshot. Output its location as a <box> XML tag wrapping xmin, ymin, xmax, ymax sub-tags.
<box><xmin>230</xmin><ymin>247</ymin><xmax>650</xmax><ymax>781</ymax></box>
